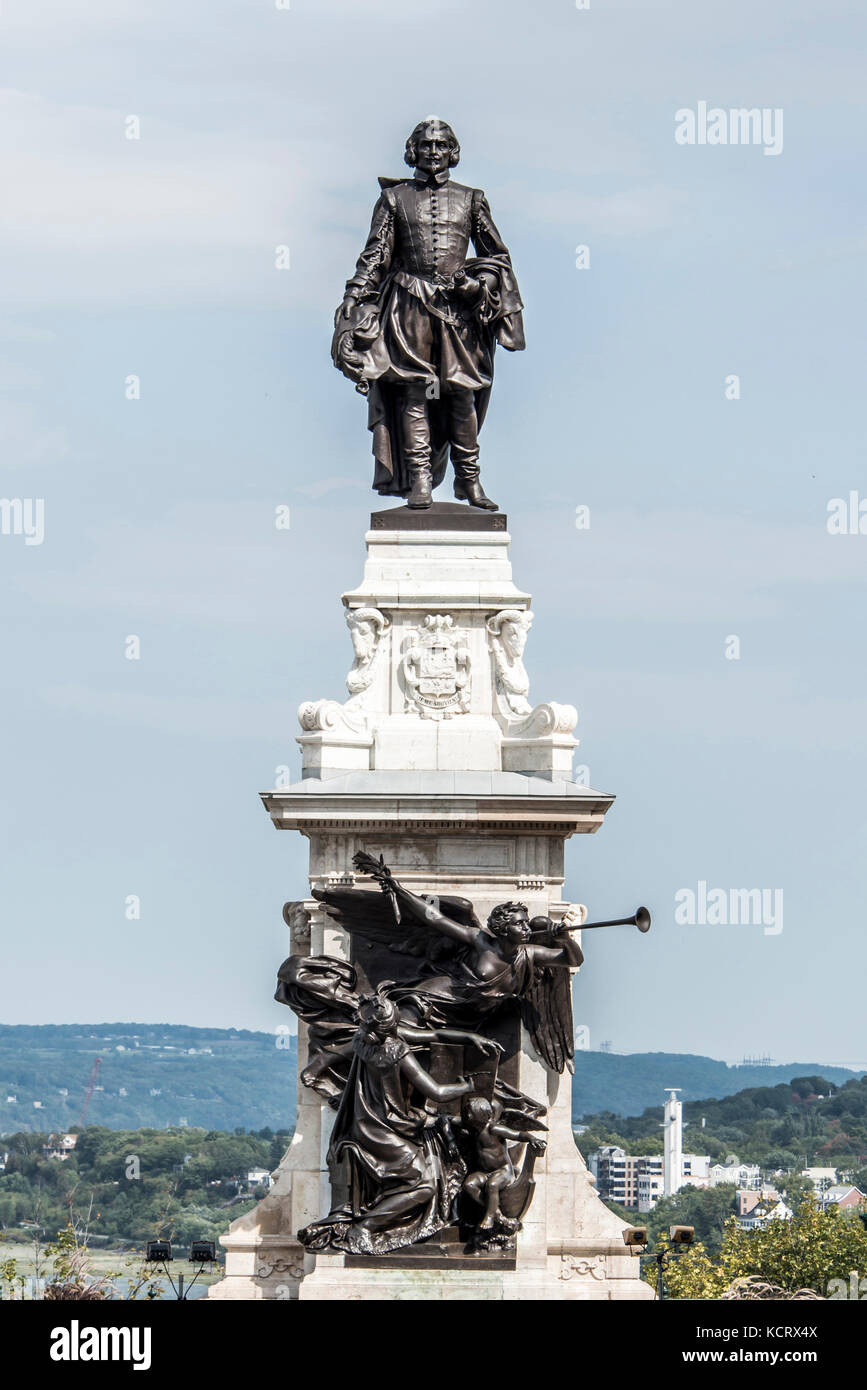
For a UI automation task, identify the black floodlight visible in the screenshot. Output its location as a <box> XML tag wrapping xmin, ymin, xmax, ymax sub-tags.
<box><xmin>189</xmin><ymin>1240</ymin><xmax>217</xmax><ymax>1263</ymax></box>
<box><xmin>146</xmin><ymin>1239</ymin><xmax>172</xmax><ymax>1262</ymax></box>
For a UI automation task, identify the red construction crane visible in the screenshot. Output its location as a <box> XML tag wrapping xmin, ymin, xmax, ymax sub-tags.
<box><xmin>78</xmin><ymin>1057</ymin><xmax>103</xmax><ymax>1127</ymax></box>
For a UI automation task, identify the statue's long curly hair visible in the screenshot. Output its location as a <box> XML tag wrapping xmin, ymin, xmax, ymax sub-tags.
<box><xmin>404</xmin><ymin>117</ymin><xmax>460</xmax><ymax>169</ymax></box>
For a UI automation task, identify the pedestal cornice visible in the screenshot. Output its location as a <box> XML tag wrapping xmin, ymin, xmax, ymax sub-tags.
<box><xmin>261</xmin><ymin>772</ymin><xmax>614</xmax><ymax>837</ymax></box>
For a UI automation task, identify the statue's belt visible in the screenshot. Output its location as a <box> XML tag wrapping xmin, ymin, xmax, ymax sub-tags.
<box><xmin>389</xmin><ymin>270</ymin><xmax>468</xmax><ymax>325</ymax></box>
<box><xmin>394</xmin><ymin>267</ymin><xmax>460</xmax><ymax>291</ymax></box>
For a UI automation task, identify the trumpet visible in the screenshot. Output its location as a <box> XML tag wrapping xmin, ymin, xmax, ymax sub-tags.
<box><xmin>562</xmin><ymin>906</ymin><xmax>651</xmax><ymax>934</ymax></box>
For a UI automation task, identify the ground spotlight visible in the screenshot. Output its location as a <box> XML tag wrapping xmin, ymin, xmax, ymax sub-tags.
<box><xmin>145</xmin><ymin>1236</ymin><xmax>218</xmax><ymax>1299</ymax></box>
<box><xmin>189</xmin><ymin>1240</ymin><xmax>217</xmax><ymax>1263</ymax></box>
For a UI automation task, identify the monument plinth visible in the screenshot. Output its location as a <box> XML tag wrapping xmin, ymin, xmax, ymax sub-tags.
<box><xmin>208</xmin><ymin>509</ymin><xmax>653</xmax><ymax>1301</ymax></box>
<box><xmin>297</xmin><ymin>505</ymin><xmax>579</xmax><ymax>782</ymax></box>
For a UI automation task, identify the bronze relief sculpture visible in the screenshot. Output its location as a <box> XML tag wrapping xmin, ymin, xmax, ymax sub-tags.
<box><xmin>331</xmin><ymin>117</ymin><xmax>525</xmax><ymax>511</ymax></box>
<box><xmin>276</xmin><ymin>852</ymin><xmax>648</xmax><ymax>1257</ymax></box>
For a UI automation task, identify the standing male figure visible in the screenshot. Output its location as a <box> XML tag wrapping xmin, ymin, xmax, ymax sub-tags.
<box><xmin>332</xmin><ymin>117</ymin><xmax>525</xmax><ymax>511</ymax></box>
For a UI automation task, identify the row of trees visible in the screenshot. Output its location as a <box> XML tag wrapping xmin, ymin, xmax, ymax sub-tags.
<box><xmin>658</xmin><ymin>1198</ymin><xmax>867</xmax><ymax>1300</ymax></box>
<box><xmin>0</xmin><ymin>1125</ymin><xmax>291</xmax><ymax>1250</ymax></box>
<box><xmin>602</xmin><ymin>1186</ymin><xmax>867</xmax><ymax>1296</ymax></box>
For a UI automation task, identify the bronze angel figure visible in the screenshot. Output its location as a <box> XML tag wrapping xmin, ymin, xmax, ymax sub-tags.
<box><xmin>312</xmin><ymin>851</ymin><xmax>584</xmax><ymax>1075</ymax></box>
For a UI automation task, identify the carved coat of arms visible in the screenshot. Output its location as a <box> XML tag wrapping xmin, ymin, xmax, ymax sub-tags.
<box><xmin>402</xmin><ymin>615</ymin><xmax>471</xmax><ymax>720</ymax></box>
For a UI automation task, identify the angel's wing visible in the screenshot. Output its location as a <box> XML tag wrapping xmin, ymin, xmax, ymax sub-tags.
<box><xmin>520</xmin><ymin>965</ymin><xmax>575</xmax><ymax>1076</ymax></box>
<box><xmin>493</xmin><ymin>1079</ymin><xmax>548</xmax><ymax>1133</ymax></box>
<box><xmin>312</xmin><ymin>884</ymin><xmax>400</xmax><ymax>944</ymax></box>
<box><xmin>312</xmin><ymin>884</ymin><xmax>476</xmax><ymax>962</ymax></box>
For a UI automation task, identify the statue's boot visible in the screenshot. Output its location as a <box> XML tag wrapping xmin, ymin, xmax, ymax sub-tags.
<box><xmin>449</xmin><ymin>395</ymin><xmax>497</xmax><ymax>509</ymax></box>
<box><xmin>453</xmin><ymin>463</ymin><xmax>498</xmax><ymax>511</ymax></box>
<box><xmin>401</xmin><ymin>384</ymin><xmax>433</xmax><ymax>508</ymax></box>
<box><xmin>407</xmin><ymin>461</ymin><xmax>433</xmax><ymax>509</ymax></box>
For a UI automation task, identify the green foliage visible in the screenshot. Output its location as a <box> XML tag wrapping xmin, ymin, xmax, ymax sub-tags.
<box><xmin>39</xmin><ymin>1221</ymin><xmax>167</xmax><ymax>1301</ymax></box>
<box><xmin>661</xmin><ymin>1197</ymin><xmax>867</xmax><ymax>1299</ymax></box>
<box><xmin>0</xmin><ymin>1125</ymin><xmax>292</xmax><ymax>1252</ymax></box>
<box><xmin>653</xmin><ymin>1242</ymin><xmax>730</xmax><ymax>1300</ymax></box>
<box><xmin>778</xmin><ymin>1174</ymin><xmax>815</xmax><ymax>1206</ymax></box>
<box><xmin>1</xmin><ymin>1255</ymin><xmax>27</xmax><ymax>1299</ymax></box>
<box><xmin>43</xmin><ymin>1222</ymin><xmax>112</xmax><ymax>1300</ymax></box>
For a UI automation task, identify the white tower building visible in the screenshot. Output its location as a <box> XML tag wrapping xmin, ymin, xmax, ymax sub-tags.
<box><xmin>663</xmin><ymin>1088</ymin><xmax>683</xmax><ymax>1196</ymax></box>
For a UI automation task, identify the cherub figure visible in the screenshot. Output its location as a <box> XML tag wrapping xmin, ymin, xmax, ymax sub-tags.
<box><xmin>460</xmin><ymin>1094</ymin><xmax>547</xmax><ymax>1248</ymax></box>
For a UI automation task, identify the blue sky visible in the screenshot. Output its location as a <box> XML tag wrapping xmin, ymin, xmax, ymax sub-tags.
<box><xmin>1</xmin><ymin>0</ymin><xmax>865</xmax><ymax>1067</ymax></box>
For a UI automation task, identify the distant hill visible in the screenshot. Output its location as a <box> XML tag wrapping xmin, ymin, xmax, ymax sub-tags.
<box><xmin>575</xmin><ymin>1073</ymin><xmax>867</xmax><ymax>1178</ymax></box>
<box><xmin>0</xmin><ymin>1024</ymin><xmax>297</xmax><ymax>1134</ymax></box>
<box><xmin>1</xmin><ymin>1025</ymin><xmax>863</xmax><ymax>1134</ymax></box>
<box><xmin>572</xmin><ymin>1051</ymin><xmax>865</xmax><ymax>1120</ymax></box>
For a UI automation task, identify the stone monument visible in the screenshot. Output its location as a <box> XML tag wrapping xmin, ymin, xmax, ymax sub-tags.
<box><xmin>207</xmin><ymin>118</ymin><xmax>653</xmax><ymax>1301</ymax></box>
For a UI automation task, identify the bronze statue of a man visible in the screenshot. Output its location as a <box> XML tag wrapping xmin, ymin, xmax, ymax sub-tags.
<box><xmin>332</xmin><ymin>117</ymin><xmax>525</xmax><ymax>512</ymax></box>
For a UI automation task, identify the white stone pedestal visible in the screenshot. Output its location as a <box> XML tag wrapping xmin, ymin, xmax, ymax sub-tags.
<box><xmin>208</xmin><ymin>505</ymin><xmax>652</xmax><ymax>1301</ymax></box>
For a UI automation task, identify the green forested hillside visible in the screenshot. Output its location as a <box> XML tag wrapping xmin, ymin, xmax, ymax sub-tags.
<box><xmin>1</xmin><ymin>1025</ymin><xmax>863</xmax><ymax>1135</ymax></box>
<box><xmin>571</xmin><ymin>1050</ymin><xmax>864</xmax><ymax>1120</ymax></box>
<box><xmin>0</xmin><ymin>1024</ymin><xmax>297</xmax><ymax>1133</ymax></box>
